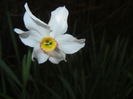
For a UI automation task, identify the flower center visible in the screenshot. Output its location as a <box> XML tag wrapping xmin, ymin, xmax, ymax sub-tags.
<box><xmin>40</xmin><ymin>37</ymin><xmax>57</xmax><ymax>52</ymax></box>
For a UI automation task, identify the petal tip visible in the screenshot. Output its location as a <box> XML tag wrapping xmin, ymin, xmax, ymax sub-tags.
<box><xmin>14</xmin><ymin>28</ymin><xmax>24</xmax><ymax>34</ymax></box>
<box><xmin>62</xmin><ymin>6</ymin><xmax>66</xmax><ymax>9</ymax></box>
<box><xmin>14</xmin><ymin>28</ymin><xmax>17</xmax><ymax>32</ymax></box>
<box><xmin>80</xmin><ymin>39</ymin><xmax>86</xmax><ymax>43</ymax></box>
<box><xmin>14</xmin><ymin>28</ymin><xmax>19</xmax><ymax>33</ymax></box>
<box><xmin>62</xmin><ymin>6</ymin><xmax>68</xmax><ymax>12</ymax></box>
<box><xmin>24</xmin><ymin>2</ymin><xmax>31</xmax><ymax>14</ymax></box>
<box><xmin>55</xmin><ymin>6</ymin><xmax>68</xmax><ymax>14</ymax></box>
<box><xmin>24</xmin><ymin>2</ymin><xmax>28</xmax><ymax>9</ymax></box>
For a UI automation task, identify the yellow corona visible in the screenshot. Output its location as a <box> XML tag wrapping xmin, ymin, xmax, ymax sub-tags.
<box><xmin>40</xmin><ymin>37</ymin><xmax>57</xmax><ymax>52</ymax></box>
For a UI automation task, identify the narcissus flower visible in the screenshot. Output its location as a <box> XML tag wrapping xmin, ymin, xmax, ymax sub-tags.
<box><xmin>14</xmin><ymin>3</ymin><xmax>85</xmax><ymax>64</ymax></box>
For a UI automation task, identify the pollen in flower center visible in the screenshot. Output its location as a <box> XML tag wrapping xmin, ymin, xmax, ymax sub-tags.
<box><xmin>40</xmin><ymin>37</ymin><xmax>57</xmax><ymax>52</ymax></box>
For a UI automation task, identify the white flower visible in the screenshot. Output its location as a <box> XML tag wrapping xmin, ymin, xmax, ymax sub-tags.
<box><xmin>14</xmin><ymin>3</ymin><xmax>85</xmax><ymax>64</ymax></box>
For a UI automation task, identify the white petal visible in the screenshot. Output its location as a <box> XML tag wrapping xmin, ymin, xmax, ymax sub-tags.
<box><xmin>48</xmin><ymin>49</ymin><xmax>66</xmax><ymax>64</ymax></box>
<box><xmin>14</xmin><ymin>28</ymin><xmax>24</xmax><ymax>34</ymax></box>
<box><xmin>56</xmin><ymin>34</ymin><xmax>85</xmax><ymax>54</ymax></box>
<box><xmin>24</xmin><ymin>3</ymin><xmax>51</xmax><ymax>37</ymax></box>
<box><xmin>48</xmin><ymin>6</ymin><xmax>68</xmax><ymax>36</ymax></box>
<box><xmin>14</xmin><ymin>28</ymin><xmax>41</xmax><ymax>47</ymax></box>
<box><xmin>49</xmin><ymin>57</ymin><xmax>63</xmax><ymax>64</ymax></box>
<box><xmin>32</xmin><ymin>47</ymin><xmax>49</xmax><ymax>64</ymax></box>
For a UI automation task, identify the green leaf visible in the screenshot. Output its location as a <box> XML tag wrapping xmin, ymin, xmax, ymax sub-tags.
<box><xmin>22</xmin><ymin>50</ymin><xmax>32</xmax><ymax>85</ymax></box>
<box><xmin>22</xmin><ymin>50</ymin><xmax>32</xmax><ymax>99</ymax></box>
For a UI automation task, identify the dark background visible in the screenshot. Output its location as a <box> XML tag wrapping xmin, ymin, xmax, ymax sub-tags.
<box><xmin>1</xmin><ymin>0</ymin><xmax>133</xmax><ymax>99</ymax></box>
